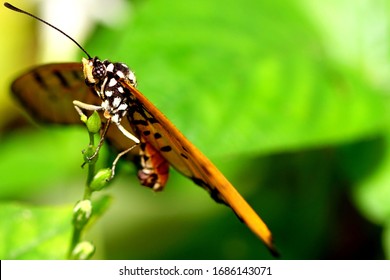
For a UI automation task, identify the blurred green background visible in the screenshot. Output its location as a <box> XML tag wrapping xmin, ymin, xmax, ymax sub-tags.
<box><xmin>1</xmin><ymin>0</ymin><xmax>390</xmax><ymax>259</ymax></box>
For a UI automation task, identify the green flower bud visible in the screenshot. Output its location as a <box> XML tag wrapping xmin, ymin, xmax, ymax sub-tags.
<box><xmin>73</xmin><ymin>200</ymin><xmax>92</xmax><ymax>229</ymax></box>
<box><xmin>83</xmin><ymin>145</ymin><xmax>98</xmax><ymax>164</ymax></box>
<box><xmin>86</xmin><ymin>111</ymin><xmax>101</xmax><ymax>134</ymax></box>
<box><xmin>70</xmin><ymin>241</ymin><xmax>95</xmax><ymax>260</ymax></box>
<box><xmin>90</xmin><ymin>168</ymin><xmax>112</xmax><ymax>191</ymax></box>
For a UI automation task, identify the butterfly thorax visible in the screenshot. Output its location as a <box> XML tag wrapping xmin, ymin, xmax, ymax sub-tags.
<box><xmin>82</xmin><ymin>57</ymin><xmax>137</xmax><ymax>124</ymax></box>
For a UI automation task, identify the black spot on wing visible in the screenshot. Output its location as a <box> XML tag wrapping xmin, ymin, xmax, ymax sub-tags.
<box><xmin>191</xmin><ymin>178</ymin><xmax>243</xmax><ymax>224</ymax></box>
<box><xmin>32</xmin><ymin>71</ymin><xmax>48</xmax><ymax>89</ymax></box>
<box><xmin>142</xmin><ymin>130</ymin><xmax>151</xmax><ymax>136</ymax></box>
<box><xmin>200</xmin><ymin>164</ymin><xmax>212</xmax><ymax>176</ymax></box>
<box><xmin>191</xmin><ymin>177</ymin><xmax>227</xmax><ymax>206</ymax></box>
<box><xmin>209</xmin><ymin>188</ymin><xmax>228</xmax><ymax>206</ymax></box>
<box><xmin>52</xmin><ymin>70</ymin><xmax>71</xmax><ymax>88</ymax></box>
<box><xmin>160</xmin><ymin>146</ymin><xmax>172</xmax><ymax>152</ymax></box>
<box><xmin>132</xmin><ymin>119</ymin><xmax>148</xmax><ymax>126</ymax></box>
<box><xmin>180</xmin><ymin>153</ymin><xmax>188</xmax><ymax>159</ymax></box>
<box><xmin>72</xmin><ymin>70</ymin><xmax>83</xmax><ymax>80</ymax></box>
<box><xmin>191</xmin><ymin>177</ymin><xmax>206</xmax><ymax>188</ymax></box>
<box><xmin>182</xmin><ymin>146</ymin><xmax>189</xmax><ymax>152</ymax></box>
<box><xmin>154</xmin><ymin>132</ymin><xmax>162</xmax><ymax>139</ymax></box>
<box><xmin>147</xmin><ymin>117</ymin><xmax>158</xmax><ymax>124</ymax></box>
<box><xmin>142</xmin><ymin>155</ymin><xmax>149</xmax><ymax>161</ymax></box>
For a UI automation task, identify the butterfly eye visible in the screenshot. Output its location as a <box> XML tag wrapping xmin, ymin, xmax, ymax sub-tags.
<box><xmin>92</xmin><ymin>60</ymin><xmax>106</xmax><ymax>81</ymax></box>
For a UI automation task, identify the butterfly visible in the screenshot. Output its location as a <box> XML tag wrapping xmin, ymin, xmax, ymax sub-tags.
<box><xmin>5</xmin><ymin>2</ymin><xmax>278</xmax><ymax>256</ymax></box>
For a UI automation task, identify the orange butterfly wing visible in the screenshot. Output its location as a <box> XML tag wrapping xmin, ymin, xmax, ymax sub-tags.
<box><xmin>121</xmin><ymin>79</ymin><xmax>277</xmax><ymax>255</ymax></box>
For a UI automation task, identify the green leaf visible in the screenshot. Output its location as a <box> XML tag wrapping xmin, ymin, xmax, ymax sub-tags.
<box><xmin>0</xmin><ymin>128</ymin><xmax>85</xmax><ymax>199</ymax></box>
<box><xmin>0</xmin><ymin>202</ymin><xmax>72</xmax><ymax>259</ymax></box>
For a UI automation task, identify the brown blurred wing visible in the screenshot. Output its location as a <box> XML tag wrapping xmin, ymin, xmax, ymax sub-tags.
<box><xmin>12</xmin><ymin>63</ymin><xmax>93</xmax><ymax>123</ymax></box>
<box><xmin>122</xmin><ymin>79</ymin><xmax>277</xmax><ymax>254</ymax></box>
<box><xmin>11</xmin><ymin>63</ymin><xmax>137</xmax><ymax>154</ymax></box>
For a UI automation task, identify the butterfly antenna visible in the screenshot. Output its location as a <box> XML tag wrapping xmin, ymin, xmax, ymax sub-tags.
<box><xmin>4</xmin><ymin>2</ymin><xmax>92</xmax><ymax>59</ymax></box>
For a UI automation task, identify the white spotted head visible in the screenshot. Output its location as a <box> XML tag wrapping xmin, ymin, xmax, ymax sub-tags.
<box><xmin>82</xmin><ymin>57</ymin><xmax>106</xmax><ymax>86</ymax></box>
<box><xmin>82</xmin><ymin>56</ymin><xmax>138</xmax><ymax>124</ymax></box>
<box><xmin>82</xmin><ymin>57</ymin><xmax>137</xmax><ymax>89</ymax></box>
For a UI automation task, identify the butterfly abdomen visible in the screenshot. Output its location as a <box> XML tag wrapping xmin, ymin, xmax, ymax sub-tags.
<box><xmin>138</xmin><ymin>140</ymin><xmax>170</xmax><ymax>191</ymax></box>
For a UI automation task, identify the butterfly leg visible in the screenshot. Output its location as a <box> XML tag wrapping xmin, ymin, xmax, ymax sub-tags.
<box><xmin>73</xmin><ymin>100</ymin><xmax>103</xmax><ymax>122</ymax></box>
<box><xmin>115</xmin><ymin>122</ymin><xmax>140</xmax><ymax>144</ymax></box>
<box><xmin>109</xmin><ymin>143</ymin><xmax>138</xmax><ymax>180</ymax></box>
<box><xmin>88</xmin><ymin>118</ymin><xmax>111</xmax><ymax>160</ymax></box>
<box><xmin>107</xmin><ymin>122</ymin><xmax>141</xmax><ymax>179</ymax></box>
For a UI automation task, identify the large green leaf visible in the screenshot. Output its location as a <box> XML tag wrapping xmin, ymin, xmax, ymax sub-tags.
<box><xmin>0</xmin><ymin>128</ymin><xmax>85</xmax><ymax>199</ymax></box>
<box><xmin>0</xmin><ymin>202</ymin><xmax>72</xmax><ymax>259</ymax></box>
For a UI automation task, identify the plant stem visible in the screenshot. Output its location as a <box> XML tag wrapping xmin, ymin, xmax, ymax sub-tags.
<box><xmin>67</xmin><ymin>130</ymin><xmax>97</xmax><ymax>259</ymax></box>
<box><xmin>83</xmin><ymin>132</ymin><xmax>96</xmax><ymax>200</ymax></box>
